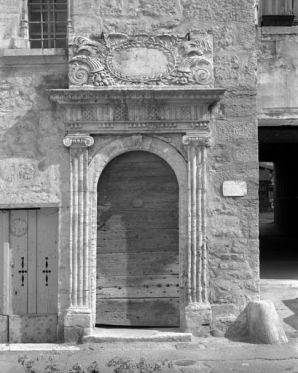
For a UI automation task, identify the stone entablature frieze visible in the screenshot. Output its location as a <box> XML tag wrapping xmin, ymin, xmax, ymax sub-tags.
<box><xmin>49</xmin><ymin>87</ymin><xmax>225</xmax><ymax>135</ymax></box>
<box><xmin>68</xmin><ymin>31</ymin><xmax>214</xmax><ymax>88</ymax></box>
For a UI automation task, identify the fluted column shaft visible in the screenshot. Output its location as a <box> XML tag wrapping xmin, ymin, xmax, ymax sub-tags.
<box><xmin>183</xmin><ymin>133</ymin><xmax>209</xmax><ymax>305</ymax></box>
<box><xmin>63</xmin><ymin>134</ymin><xmax>94</xmax><ymax>308</ymax></box>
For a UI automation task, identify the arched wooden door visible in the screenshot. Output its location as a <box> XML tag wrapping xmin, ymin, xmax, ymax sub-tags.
<box><xmin>96</xmin><ymin>151</ymin><xmax>179</xmax><ymax>326</ymax></box>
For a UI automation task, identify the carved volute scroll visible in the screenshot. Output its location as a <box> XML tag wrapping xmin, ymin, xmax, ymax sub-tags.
<box><xmin>68</xmin><ymin>31</ymin><xmax>214</xmax><ymax>87</ymax></box>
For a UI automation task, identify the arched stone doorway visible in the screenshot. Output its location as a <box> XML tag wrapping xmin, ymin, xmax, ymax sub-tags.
<box><xmin>49</xmin><ymin>84</ymin><xmax>226</xmax><ymax>340</ymax></box>
<box><xmin>96</xmin><ymin>151</ymin><xmax>180</xmax><ymax>326</ymax></box>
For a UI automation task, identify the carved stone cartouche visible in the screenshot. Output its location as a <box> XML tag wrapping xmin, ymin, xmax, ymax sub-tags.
<box><xmin>68</xmin><ymin>32</ymin><xmax>214</xmax><ymax>87</ymax></box>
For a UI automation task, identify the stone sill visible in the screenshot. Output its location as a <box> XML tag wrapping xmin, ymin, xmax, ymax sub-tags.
<box><xmin>1</xmin><ymin>48</ymin><xmax>68</xmax><ymax>65</ymax></box>
<box><xmin>260</xmin><ymin>25</ymin><xmax>298</xmax><ymax>36</ymax></box>
<box><xmin>259</xmin><ymin>118</ymin><xmax>298</xmax><ymax>126</ymax></box>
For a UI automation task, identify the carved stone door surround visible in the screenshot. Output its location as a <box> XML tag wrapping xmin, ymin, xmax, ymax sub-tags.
<box><xmin>49</xmin><ymin>31</ymin><xmax>225</xmax><ymax>340</ymax></box>
<box><xmin>50</xmin><ymin>87</ymin><xmax>224</xmax><ymax>339</ymax></box>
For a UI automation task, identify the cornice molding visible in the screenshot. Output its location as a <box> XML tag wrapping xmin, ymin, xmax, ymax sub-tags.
<box><xmin>49</xmin><ymin>87</ymin><xmax>225</xmax><ymax>103</ymax></box>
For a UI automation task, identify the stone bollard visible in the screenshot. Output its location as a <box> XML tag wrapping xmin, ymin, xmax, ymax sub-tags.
<box><xmin>247</xmin><ymin>300</ymin><xmax>288</xmax><ymax>344</ymax></box>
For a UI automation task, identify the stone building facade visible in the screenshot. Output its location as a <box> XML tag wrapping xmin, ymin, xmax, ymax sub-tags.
<box><xmin>0</xmin><ymin>0</ymin><xmax>260</xmax><ymax>342</ymax></box>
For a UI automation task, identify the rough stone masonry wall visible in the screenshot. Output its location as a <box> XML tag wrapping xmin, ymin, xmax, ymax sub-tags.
<box><xmin>74</xmin><ymin>0</ymin><xmax>259</xmax><ymax>332</ymax></box>
<box><xmin>258</xmin><ymin>27</ymin><xmax>298</xmax><ymax>122</ymax></box>
<box><xmin>0</xmin><ymin>0</ymin><xmax>70</xmax><ymax>340</ymax></box>
<box><xmin>0</xmin><ymin>0</ymin><xmax>259</xmax><ymax>336</ymax></box>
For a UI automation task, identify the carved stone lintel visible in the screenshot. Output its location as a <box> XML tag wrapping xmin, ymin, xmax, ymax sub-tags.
<box><xmin>182</xmin><ymin>133</ymin><xmax>211</xmax><ymax>147</ymax></box>
<box><xmin>63</xmin><ymin>134</ymin><xmax>94</xmax><ymax>148</ymax></box>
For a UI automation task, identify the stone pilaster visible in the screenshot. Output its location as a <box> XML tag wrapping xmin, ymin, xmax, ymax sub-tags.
<box><xmin>182</xmin><ymin>132</ymin><xmax>212</xmax><ymax>335</ymax></box>
<box><xmin>63</xmin><ymin>134</ymin><xmax>94</xmax><ymax>342</ymax></box>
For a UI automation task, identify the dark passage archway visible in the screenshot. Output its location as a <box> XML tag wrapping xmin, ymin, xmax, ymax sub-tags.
<box><xmin>259</xmin><ymin>127</ymin><xmax>298</xmax><ymax>278</ymax></box>
<box><xmin>96</xmin><ymin>151</ymin><xmax>179</xmax><ymax>326</ymax></box>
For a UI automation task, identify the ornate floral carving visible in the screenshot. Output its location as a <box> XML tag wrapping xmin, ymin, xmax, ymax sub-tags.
<box><xmin>68</xmin><ymin>31</ymin><xmax>213</xmax><ymax>87</ymax></box>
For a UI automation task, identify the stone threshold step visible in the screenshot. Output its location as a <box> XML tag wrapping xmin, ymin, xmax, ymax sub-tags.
<box><xmin>0</xmin><ymin>344</ymin><xmax>80</xmax><ymax>351</ymax></box>
<box><xmin>83</xmin><ymin>328</ymin><xmax>192</xmax><ymax>343</ymax></box>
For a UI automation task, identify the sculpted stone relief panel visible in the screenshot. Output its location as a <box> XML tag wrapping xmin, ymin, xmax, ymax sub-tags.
<box><xmin>69</xmin><ymin>31</ymin><xmax>214</xmax><ymax>87</ymax></box>
<box><xmin>0</xmin><ymin>158</ymin><xmax>61</xmax><ymax>205</ymax></box>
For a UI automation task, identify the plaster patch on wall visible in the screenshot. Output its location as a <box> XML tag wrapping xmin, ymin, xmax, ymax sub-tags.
<box><xmin>223</xmin><ymin>181</ymin><xmax>247</xmax><ymax>197</ymax></box>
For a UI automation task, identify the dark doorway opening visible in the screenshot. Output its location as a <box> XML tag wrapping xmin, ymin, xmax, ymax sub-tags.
<box><xmin>259</xmin><ymin>127</ymin><xmax>298</xmax><ymax>280</ymax></box>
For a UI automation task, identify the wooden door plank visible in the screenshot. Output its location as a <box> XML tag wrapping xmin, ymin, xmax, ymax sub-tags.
<box><xmin>96</xmin><ymin>298</ymin><xmax>179</xmax><ymax>326</ymax></box>
<box><xmin>0</xmin><ymin>212</ymin><xmax>4</xmax><ymax>315</ymax></box>
<box><xmin>27</xmin><ymin>210</ymin><xmax>37</xmax><ymax>314</ymax></box>
<box><xmin>37</xmin><ymin>208</ymin><xmax>58</xmax><ymax>314</ymax></box>
<box><xmin>2</xmin><ymin>211</ymin><xmax>10</xmax><ymax>316</ymax></box>
<box><xmin>97</xmin><ymin>252</ymin><xmax>179</xmax><ymax>276</ymax></box>
<box><xmin>10</xmin><ymin>210</ymin><xmax>28</xmax><ymax>315</ymax></box>
<box><xmin>97</xmin><ymin>229</ymin><xmax>178</xmax><ymax>253</ymax></box>
<box><xmin>285</xmin><ymin>0</ymin><xmax>292</xmax><ymax>13</ymax></box>
<box><xmin>293</xmin><ymin>0</ymin><xmax>298</xmax><ymax>17</ymax></box>
<box><xmin>263</xmin><ymin>0</ymin><xmax>272</xmax><ymax>13</ymax></box>
<box><xmin>0</xmin><ymin>211</ymin><xmax>10</xmax><ymax>315</ymax></box>
<box><xmin>96</xmin><ymin>274</ymin><xmax>180</xmax><ymax>298</ymax></box>
<box><xmin>99</xmin><ymin>202</ymin><xmax>179</xmax><ymax>212</ymax></box>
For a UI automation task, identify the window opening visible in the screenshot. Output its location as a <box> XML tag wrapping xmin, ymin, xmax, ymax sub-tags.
<box><xmin>261</xmin><ymin>0</ymin><xmax>298</xmax><ymax>26</ymax></box>
<box><xmin>28</xmin><ymin>0</ymin><xmax>67</xmax><ymax>49</ymax></box>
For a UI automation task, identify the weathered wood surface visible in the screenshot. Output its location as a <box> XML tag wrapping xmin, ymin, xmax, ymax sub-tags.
<box><xmin>27</xmin><ymin>210</ymin><xmax>37</xmax><ymax>314</ymax></box>
<box><xmin>262</xmin><ymin>0</ymin><xmax>292</xmax><ymax>14</ymax></box>
<box><xmin>96</xmin><ymin>151</ymin><xmax>179</xmax><ymax>326</ymax></box>
<box><xmin>36</xmin><ymin>208</ymin><xmax>58</xmax><ymax>314</ymax></box>
<box><xmin>97</xmin><ymin>229</ymin><xmax>178</xmax><ymax>252</ymax></box>
<box><xmin>0</xmin><ymin>211</ymin><xmax>10</xmax><ymax>315</ymax></box>
<box><xmin>97</xmin><ymin>274</ymin><xmax>180</xmax><ymax>298</ymax></box>
<box><xmin>97</xmin><ymin>252</ymin><xmax>179</xmax><ymax>275</ymax></box>
<box><xmin>10</xmin><ymin>210</ymin><xmax>28</xmax><ymax>315</ymax></box>
<box><xmin>96</xmin><ymin>298</ymin><xmax>179</xmax><ymax>326</ymax></box>
<box><xmin>0</xmin><ymin>209</ymin><xmax>58</xmax><ymax>316</ymax></box>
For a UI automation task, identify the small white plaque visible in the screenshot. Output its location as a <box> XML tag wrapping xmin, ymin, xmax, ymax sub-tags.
<box><xmin>223</xmin><ymin>181</ymin><xmax>247</xmax><ymax>197</ymax></box>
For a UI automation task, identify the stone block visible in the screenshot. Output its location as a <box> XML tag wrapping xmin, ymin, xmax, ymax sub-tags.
<box><xmin>248</xmin><ymin>300</ymin><xmax>288</xmax><ymax>344</ymax></box>
<box><xmin>211</xmin><ymin>304</ymin><xmax>240</xmax><ymax>336</ymax></box>
<box><xmin>64</xmin><ymin>308</ymin><xmax>92</xmax><ymax>328</ymax></box>
<box><xmin>211</xmin><ymin>303</ymin><xmax>238</xmax><ymax>317</ymax></box>
<box><xmin>183</xmin><ymin>303</ymin><xmax>212</xmax><ymax>336</ymax></box>
<box><xmin>223</xmin><ymin>181</ymin><xmax>247</xmax><ymax>197</ymax></box>
<box><xmin>0</xmin><ymin>316</ymin><xmax>8</xmax><ymax>343</ymax></box>
<box><xmin>9</xmin><ymin>314</ymin><xmax>58</xmax><ymax>343</ymax></box>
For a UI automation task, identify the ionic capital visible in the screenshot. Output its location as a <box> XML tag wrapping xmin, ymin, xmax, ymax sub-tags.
<box><xmin>63</xmin><ymin>134</ymin><xmax>94</xmax><ymax>148</ymax></box>
<box><xmin>182</xmin><ymin>133</ymin><xmax>211</xmax><ymax>147</ymax></box>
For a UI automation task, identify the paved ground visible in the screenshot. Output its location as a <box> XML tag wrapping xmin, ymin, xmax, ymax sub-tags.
<box><xmin>0</xmin><ymin>334</ymin><xmax>298</xmax><ymax>373</ymax></box>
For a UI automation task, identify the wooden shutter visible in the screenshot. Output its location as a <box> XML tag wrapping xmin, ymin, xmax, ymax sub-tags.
<box><xmin>262</xmin><ymin>0</ymin><xmax>293</xmax><ymax>14</ymax></box>
<box><xmin>0</xmin><ymin>208</ymin><xmax>58</xmax><ymax>316</ymax></box>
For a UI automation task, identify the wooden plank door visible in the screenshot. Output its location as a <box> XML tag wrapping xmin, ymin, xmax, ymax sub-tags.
<box><xmin>96</xmin><ymin>151</ymin><xmax>180</xmax><ymax>326</ymax></box>
<box><xmin>0</xmin><ymin>209</ymin><xmax>58</xmax><ymax>316</ymax></box>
